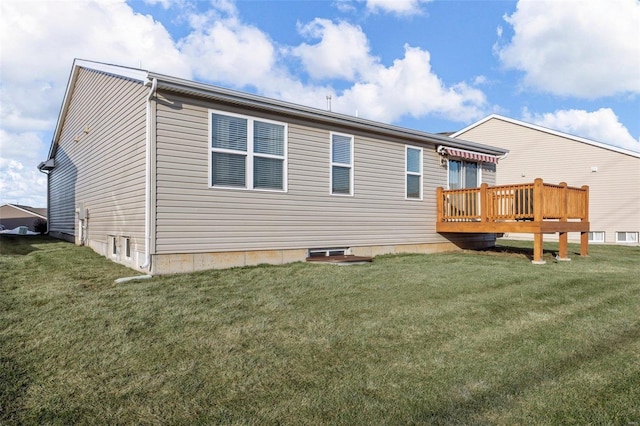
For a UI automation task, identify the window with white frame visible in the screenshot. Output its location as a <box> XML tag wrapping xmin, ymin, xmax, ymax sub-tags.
<box><xmin>406</xmin><ymin>146</ymin><xmax>423</xmax><ymax>199</ymax></box>
<box><xmin>331</xmin><ymin>132</ymin><xmax>353</xmax><ymax>195</ymax></box>
<box><xmin>616</xmin><ymin>231</ymin><xmax>638</xmax><ymax>243</ymax></box>
<box><xmin>210</xmin><ymin>111</ymin><xmax>287</xmax><ymax>191</ymax></box>
<box><xmin>588</xmin><ymin>231</ymin><xmax>605</xmax><ymax>243</ymax></box>
<box><xmin>448</xmin><ymin>159</ymin><xmax>480</xmax><ymax>189</ymax></box>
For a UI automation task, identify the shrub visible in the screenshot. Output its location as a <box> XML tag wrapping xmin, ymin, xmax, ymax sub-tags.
<box><xmin>34</xmin><ymin>218</ymin><xmax>47</xmax><ymax>234</ymax></box>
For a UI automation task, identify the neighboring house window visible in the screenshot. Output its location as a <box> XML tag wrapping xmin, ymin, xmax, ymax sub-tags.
<box><xmin>616</xmin><ymin>232</ymin><xmax>638</xmax><ymax>244</ymax></box>
<box><xmin>210</xmin><ymin>110</ymin><xmax>287</xmax><ymax>191</ymax></box>
<box><xmin>448</xmin><ymin>159</ymin><xmax>480</xmax><ymax>189</ymax></box>
<box><xmin>406</xmin><ymin>146</ymin><xmax>423</xmax><ymax>200</ymax></box>
<box><xmin>331</xmin><ymin>132</ymin><xmax>354</xmax><ymax>195</ymax></box>
<box><xmin>588</xmin><ymin>231</ymin><xmax>605</xmax><ymax>243</ymax></box>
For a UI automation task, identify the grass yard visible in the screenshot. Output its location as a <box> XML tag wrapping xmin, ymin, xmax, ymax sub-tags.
<box><xmin>1</xmin><ymin>235</ymin><xmax>639</xmax><ymax>425</ymax></box>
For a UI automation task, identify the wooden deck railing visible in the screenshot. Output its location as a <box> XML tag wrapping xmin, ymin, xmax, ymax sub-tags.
<box><xmin>437</xmin><ymin>178</ymin><xmax>589</xmax><ymax>223</ymax></box>
<box><xmin>436</xmin><ymin>178</ymin><xmax>590</xmax><ymax>263</ymax></box>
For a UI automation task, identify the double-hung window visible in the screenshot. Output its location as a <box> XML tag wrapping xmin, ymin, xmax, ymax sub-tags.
<box><xmin>448</xmin><ymin>159</ymin><xmax>479</xmax><ymax>189</ymax></box>
<box><xmin>331</xmin><ymin>132</ymin><xmax>353</xmax><ymax>195</ymax></box>
<box><xmin>210</xmin><ymin>110</ymin><xmax>286</xmax><ymax>191</ymax></box>
<box><xmin>406</xmin><ymin>146</ymin><xmax>423</xmax><ymax>199</ymax></box>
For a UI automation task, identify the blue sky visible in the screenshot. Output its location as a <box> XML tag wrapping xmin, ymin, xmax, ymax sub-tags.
<box><xmin>1</xmin><ymin>0</ymin><xmax>639</xmax><ymax>207</ymax></box>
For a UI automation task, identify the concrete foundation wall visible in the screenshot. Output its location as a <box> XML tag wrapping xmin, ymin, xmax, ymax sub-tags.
<box><xmin>148</xmin><ymin>240</ymin><xmax>492</xmax><ymax>275</ymax></box>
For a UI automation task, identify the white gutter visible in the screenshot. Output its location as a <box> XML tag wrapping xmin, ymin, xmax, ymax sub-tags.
<box><xmin>141</xmin><ymin>77</ymin><xmax>157</xmax><ymax>270</ymax></box>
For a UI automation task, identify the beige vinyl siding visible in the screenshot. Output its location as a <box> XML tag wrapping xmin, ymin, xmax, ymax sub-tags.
<box><xmin>49</xmin><ymin>68</ymin><xmax>147</xmax><ymax>252</ymax></box>
<box><xmin>155</xmin><ymin>91</ymin><xmax>495</xmax><ymax>254</ymax></box>
<box><xmin>457</xmin><ymin>117</ymin><xmax>640</xmax><ymax>244</ymax></box>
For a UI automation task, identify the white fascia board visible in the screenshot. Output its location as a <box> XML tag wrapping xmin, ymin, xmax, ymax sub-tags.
<box><xmin>6</xmin><ymin>204</ymin><xmax>47</xmax><ymax>219</ymax></box>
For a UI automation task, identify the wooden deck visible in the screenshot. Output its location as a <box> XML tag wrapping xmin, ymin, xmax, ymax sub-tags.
<box><xmin>436</xmin><ymin>178</ymin><xmax>589</xmax><ymax>263</ymax></box>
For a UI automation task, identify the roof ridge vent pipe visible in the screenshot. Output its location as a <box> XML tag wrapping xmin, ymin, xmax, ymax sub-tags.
<box><xmin>141</xmin><ymin>77</ymin><xmax>157</xmax><ymax>271</ymax></box>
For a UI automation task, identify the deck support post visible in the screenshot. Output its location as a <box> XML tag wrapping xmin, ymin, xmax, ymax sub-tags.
<box><xmin>558</xmin><ymin>232</ymin><xmax>570</xmax><ymax>261</ymax></box>
<box><xmin>580</xmin><ymin>184</ymin><xmax>590</xmax><ymax>257</ymax></box>
<box><xmin>557</xmin><ymin>183</ymin><xmax>570</xmax><ymax>261</ymax></box>
<box><xmin>580</xmin><ymin>232</ymin><xmax>589</xmax><ymax>256</ymax></box>
<box><xmin>532</xmin><ymin>233</ymin><xmax>546</xmax><ymax>264</ymax></box>
<box><xmin>436</xmin><ymin>187</ymin><xmax>443</xmax><ymax>223</ymax></box>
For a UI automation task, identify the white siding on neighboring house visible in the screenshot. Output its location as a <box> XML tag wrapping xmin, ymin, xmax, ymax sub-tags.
<box><xmin>48</xmin><ymin>68</ymin><xmax>148</xmax><ymax>259</ymax></box>
<box><xmin>454</xmin><ymin>116</ymin><xmax>640</xmax><ymax>244</ymax></box>
<box><xmin>154</xmin><ymin>92</ymin><xmax>497</xmax><ymax>254</ymax></box>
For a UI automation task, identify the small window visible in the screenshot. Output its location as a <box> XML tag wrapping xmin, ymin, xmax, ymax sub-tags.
<box><xmin>209</xmin><ymin>110</ymin><xmax>287</xmax><ymax>191</ymax></box>
<box><xmin>308</xmin><ymin>248</ymin><xmax>348</xmax><ymax>257</ymax></box>
<box><xmin>588</xmin><ymin>231</ymin><xmax>605</xmax><ymax>243</ymax></box>
<box><xmin>616</xmin><ymin>232</ymin><xmax>638</xmax><ymax>244</ymax></box>
<box><xmin>406</xmin><ymin>146</ymin><xmax>423</xmax><ymax>200</ymax></box>
<box><xmin>331</xmin><ymin>132</ymin><xmax>354</xmax><ymax>195</ymax></box>
<box><xmin>124</xmin><ymin>237</ymin><xmax>132</xmax><ymax>259</ymax></box>
<box><xmin>109</xmin><ymin>235</ymin><xmax>117</xmax><ymax>257</ymax></box>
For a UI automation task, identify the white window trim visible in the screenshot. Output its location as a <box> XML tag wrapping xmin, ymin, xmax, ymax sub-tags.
<box><xmin>447</xmin><ymin>157</ymin><xmax>483</xmax><ymax>190</ymax></box>
<box><xmin>615</xmin><ymin>231</ymin><xmax>639</xmax><ymax>244</ymax></box>
<box><xmin>405</xmin><ymin>145</ymin><xmax>423</xmax><ymax>200</ymax></box>
<box><xmin>330</xmin><ymin>132</ymin><xmax>354</xmax><ymax>196</ymax></box>
<box><xmin>208</xmin><ymin>109</ymin><xmax>288</xmax><ymax>192</ymax></box>
<box><xmin>588</xmin><ymin>231</ymin><xmax>605</xmax><ymax>243</ymax></box>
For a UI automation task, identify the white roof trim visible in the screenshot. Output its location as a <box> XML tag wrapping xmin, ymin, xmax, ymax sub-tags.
<box><xmin>452</xmin><ymin>114</ymin><xmax>640</xmax><ymax>159</ymax></box>
<box><xmin>2</xmin><ymin>204</ymin><xmax>47</xmax><ymax>219</ymax></box>
<box><xmin>45</xmin><ymin>60</ymin><xmax>508</xmax><ymax>162</ymax></box>
<box><xmin>47</xmin><ymin>59</ymin><xmax>150</xmax><ymax>159</ymax></box>
<box><xmin>73</xmin><ymin>59</ymin><xmax>148</xmax><ymax>83</ymax></box>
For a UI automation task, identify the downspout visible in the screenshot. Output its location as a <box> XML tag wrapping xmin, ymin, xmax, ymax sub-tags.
<box><xmin>141</xmin><ymin>77</ymin><xmax>157</xmax><ymax>270</ymax></box>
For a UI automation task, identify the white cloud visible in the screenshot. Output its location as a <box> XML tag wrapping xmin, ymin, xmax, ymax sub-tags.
<box><xmin>497</xmin><ymin>0</ymin><xmax>640</xmax><ymax>98</ymax></box>
<box><xmin>178</xmin><ymin>8</ymin><xmax>278</xmax><ymax>88</ymax></box>
<box><xmin>365</xmin><ymin>0</ymin><xmax>431</xmax><ymax>16</ymax></box>
<box><xmin>0</xmin><ymin>0</ymin><xmax>189</xmax><ymax>206</ymax></box>
<box><xmin>0</xmin><ymin>129</ymin><xmax>50</xmax><ymax>206</ymax></box>
<box><xmin>0</xmin><ymin>158</ymin><xmax>48</xmax><ymax>207</ymax></box>
<box><xmin>292</xmin><ymin>19</ymin><xmax>376</xmax><ymax>81</ymax></box>
<box><xmin>143</xmin><ymin>0</ymin><xmax>182</xmax><ymax>9</ymax></box>
<box><xmin>336</xmin><ymin>45</ymin><xmax>487</xmax><ymax>123</ymax></box>
<box><xmin>523</xmin><ymin>108</ymin><xmax>640</xmax><ymax>153</ymax></box>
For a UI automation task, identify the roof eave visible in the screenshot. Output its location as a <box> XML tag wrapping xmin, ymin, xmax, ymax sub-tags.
<box><xmin>150</xmin><ymin>74</ymin><xmax>507</xmax><ymax>156</ymax></box>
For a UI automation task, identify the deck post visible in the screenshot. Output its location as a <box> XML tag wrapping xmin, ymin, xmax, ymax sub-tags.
<box><xmin>533</xmin><ymin>178</ymin><xmax>544</xmax><ymax>222</ymax></box>
<box><xmin>533</xmin><ymin>233</ymin><xmax>545</xmax><ymax>264</ymax></box>
<box><xmin>531</xmin><ymin>179</ymin><xmax>546</xmax><ymax>264</ymax></box>
<box><xmin>436</xmin><ymin>187</ymin><xmax>443</xmax><ymax>223</ymax></box>
<box><xmin>557</xmin><ymin>182</ymin><xmax>570</xmax><ymax>261</ymax></box>
<box><xmin>480</xmin><ymin>183</ymin><xmax>489</xmax><ymax>222</ymax></box>
<box><xmin>580</xmin><ymin>185</ymin><xmax>590</xmax><ymax>256</ymax></box>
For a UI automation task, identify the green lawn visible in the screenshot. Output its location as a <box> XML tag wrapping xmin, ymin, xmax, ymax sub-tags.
<box><xmin>1</xmin><ymin>235</ymin><xmax>639</xmax><ymax>425</ymax></box>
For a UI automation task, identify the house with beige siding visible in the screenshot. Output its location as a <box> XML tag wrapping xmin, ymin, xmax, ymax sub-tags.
<box><xmin>452</xmin><ymin>114</ymin><xmax>640</xmax><ymax>246</ymax></box>
<box><xmin>0</xmin><ymin>204</ymin><xmax>47</xmax><ymax>232</ymax></box>
<box><xmin>39</xmin><ymin>59</ymin><xmax>508</xmax><ymax>274</ymax></box>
